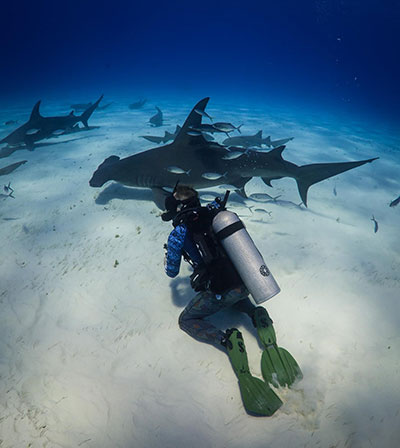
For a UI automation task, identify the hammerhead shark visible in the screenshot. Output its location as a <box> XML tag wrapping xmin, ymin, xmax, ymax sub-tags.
<box><xmin>89</xmin><ymin>97</ymin><xmax>378</xmax><ymax>207</ymax></box>
<box><xmin>0</xmin><ymin>95</ymin><xmax>103</xmax><ymax>148</ymax></box>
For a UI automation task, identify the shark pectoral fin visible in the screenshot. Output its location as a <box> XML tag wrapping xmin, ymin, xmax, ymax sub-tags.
<box><xmin>151</xmin><ymin>187</ymin><xmax>170</xmax><ymax>210</ymax></box>
<box><xmin>261</xmin><ymin>176</ymin><xmax>282</xmax><ymax>187</ymax></box>
<box><xmin>296</xmin><ymin>157</ymin><xmax>379</xmax><ymax>207</ymax></box>
<box><xmin>261</xmin><ymin>177</ymin><xmax>273</xmax><ymax>187</ymax></box>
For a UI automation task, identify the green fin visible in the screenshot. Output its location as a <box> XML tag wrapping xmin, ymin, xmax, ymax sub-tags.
<box><xmin>261</xmin><ymin>344</ymin><xmax>303</xmax><ymax>388</ymax></box>
<box><xmin>253</xmin><ymin>308</ymin><xmax>303</xmax><ymax>388</ymax></box>
<box><xmin>226</xmin><ymin>328</ymin><xmax>282</xmax><ymax>416</ymax></box>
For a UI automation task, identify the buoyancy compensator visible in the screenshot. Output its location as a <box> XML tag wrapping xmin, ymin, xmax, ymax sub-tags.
<box><xmin>173</xmin><ymin>192</ymin><xmax>244</xmax><ymax>294</ymax></box>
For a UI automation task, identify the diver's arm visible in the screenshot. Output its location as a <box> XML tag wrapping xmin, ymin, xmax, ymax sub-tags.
<box><xmin>165</xmin><ymin>224</ymin><xmax>187</xmax><ymax>278</ymax></box>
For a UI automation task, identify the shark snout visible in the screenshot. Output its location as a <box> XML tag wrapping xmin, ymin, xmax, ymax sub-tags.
<box><xmin>89</xmin><ymin>155</ymin><xmax>120</xmax><ymax>187</ymax></box>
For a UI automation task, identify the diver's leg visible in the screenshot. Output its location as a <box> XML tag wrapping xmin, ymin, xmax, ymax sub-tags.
<box><xmin>232</xmin><ymin>296</ymin><xmax>256</xmax><ymax>317</ymax></box>
<box><xmin>178</xmin><ymin>290</ymin><xmax>227</xmax><ymax>345</ymax></box>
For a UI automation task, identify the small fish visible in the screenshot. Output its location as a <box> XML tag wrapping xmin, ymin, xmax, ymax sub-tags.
<box><xmin>203</xmin><ymin>133</ymin><xmax>215</xmax><ymax>141</ymax></box>
<box><xmin>25</xmin><ymin>128</ymin><xmax>40</xmax><ymax>135</ymax></box>
<box><xmin>194</xmin><ymin>108</ymin><xmax>213</xmax><ymax>121</ymax></box>
<box><xmin>200</xmin><ymin>193</ymin><xmax>217</xmax><ymax>201</ymax></box>
<box><xmin>254</xmin><ymin>208</ymin><xmax>272</xmax><ymax>216</ymax></box>
<box><xmin>371</xmin><ymin>215</ymin><xmax>378</xmax><ymax>233</ymax></box>
<box><xmin>249</xmin><ymin>193</ymin><xmax>281</xmax><ymax>202</ymax></box>
<box><xmin>3</xmin><ymin>181</ymin><xmax>14</xmax><ymax>198</ymax></box>
<box><xmin>186</xmin><ymin>130</ymin><xmax>202</xmax><ymax>136</ymax></box>
<box><xmin>222</xmin><ymin>151</ymin><xmax>245</xmax><ymax>160</ymax></box>
<box><xmin>218</xmin><ymin>184</ymin><xmax>238</xmax><ymax>190</ymax></box>
<box><xmin>201</xmin><ymin>172</ymin><xmax>227</xmax><ymax>180</ymax></box>
<box><xmin>51</xmin><ymin>129</ymin><xmax>66</xmax><ymax>136</ymax></box>
<box><xmin>333</xmin><ymin>185</ymin><xmax>337</xmax><ymax>196</ymax></box>
<box><xmin>5</xmin><ymin>120</ymin><xmax>18</xmax><ymax>125</ymax></box>
<box><xmin>213</xmin><ymin>122</ymin><xmax>242</xmax><ymax>134</ymax></box>
<box><xmin>389</xmin><ymin>195</ymin><xmax>400</xmax><ymax>207</ymax></box>
<box><xmin>167</xmin><ymin>166</ymin><xmax>191</xmax><ymax>175</ymax></box>
<box><xmin>189</xmin><ymin>124</ymin><xmax>217</xmax><ymax>133</ymax></box>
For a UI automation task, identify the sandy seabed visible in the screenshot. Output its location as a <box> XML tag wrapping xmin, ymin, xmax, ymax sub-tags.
<box><xmin>0</xmin><ymin>97</ymin><xmax>399</xmax><ymax>447</ymax></box>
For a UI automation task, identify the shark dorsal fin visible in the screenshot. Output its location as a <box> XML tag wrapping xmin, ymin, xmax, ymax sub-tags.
<box><xmin>69</xmin><ymin>111</ymin><xmax>75</xmax><ymax>116</ymax></box>
<box><xmin>29</xmin><ymin>100</ymin><xmax>42</xmax><ymax>122</ymax></box>
<box><xmin>268</xmin><ymin>145</ymin><xmax>286</xmax><ymax>159</ymax></box>
<box><xmin>255</xmin><ymin>130</ymin><xmax>262</xmax><ymax>138</ymax></box>
<box><xmin>174</xmin><ymin>97</ymin><xmax>210</xmax><ymax>145</ymax></box>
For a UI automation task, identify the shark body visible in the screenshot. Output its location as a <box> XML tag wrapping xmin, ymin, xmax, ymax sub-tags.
<box><xmin>1</xmin><ymin>95</ymin><xmax>103</xmax><ymax>148</ymax></box>
<box><xmin>89</xmin><ymin>97</ymin><xmax>378</xmax><ymax>207</ymax></box>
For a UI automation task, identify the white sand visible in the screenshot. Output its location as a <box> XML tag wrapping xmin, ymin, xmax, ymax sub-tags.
<box><xmin>0</xmin><ymin>97</ymin><xmax>399</xmax><ymax>447</ymax></box>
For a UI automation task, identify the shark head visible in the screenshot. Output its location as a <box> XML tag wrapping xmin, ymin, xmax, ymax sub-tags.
<box><xmin>89</xmin><ymin>155</ymin><xmax>120</xmax><ymax>187</ymax></box>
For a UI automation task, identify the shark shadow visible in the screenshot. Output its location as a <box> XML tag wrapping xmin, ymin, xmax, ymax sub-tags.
<box><xmin>0</xmin><ymin>134</ymin><xmax>102</xmax><ymax>159</ymax></box>
<box><xmin>94</xmin><ymin>184</ymin><xmax>155</xmax><ymax>205</ymax></box>
<box><xmin>0</xmin><ymin>160</ymin><xmax>27</xmax><ymax>177</ymax></box>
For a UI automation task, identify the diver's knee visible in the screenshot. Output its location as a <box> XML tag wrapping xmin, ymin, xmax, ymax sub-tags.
<box><xmin>178</xmin><ymin>310</ymin><xmax>187</xmax><ymax>329</ymax></box>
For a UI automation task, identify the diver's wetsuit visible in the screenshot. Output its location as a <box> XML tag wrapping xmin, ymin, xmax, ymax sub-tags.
<box><xmin>165</xmin><ymin>203</ymin><xmax>256</xmax><ymax>346</ymax></box>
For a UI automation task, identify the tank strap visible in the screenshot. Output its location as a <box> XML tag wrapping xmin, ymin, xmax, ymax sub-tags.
<box><xmin>215</xmin><ymin>221</ymin><xmax>245</xmax><ymax>241</ymax></box>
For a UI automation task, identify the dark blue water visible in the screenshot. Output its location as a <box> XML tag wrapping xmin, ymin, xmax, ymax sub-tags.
<box><xmin>1</xmin><ymin>0</ymin><xmax>399</xmax><ymax>127</ymax></box>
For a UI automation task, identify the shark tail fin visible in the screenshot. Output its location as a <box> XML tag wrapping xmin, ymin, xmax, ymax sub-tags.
<box><xmin>296</xmin><ymin>157</ymin><xmax>379</xmax><ymax>206</ymax></box>
<box><xmin>80</xmin><ymin>94</ymin><xmax>103</xmax><ymax>127</ymax></box>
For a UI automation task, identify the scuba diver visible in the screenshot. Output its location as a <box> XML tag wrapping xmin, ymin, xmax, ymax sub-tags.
<box><xmin>162</xmin><ymin>184</ymin><xmax>302</xmax><ymax>416</ymax></box>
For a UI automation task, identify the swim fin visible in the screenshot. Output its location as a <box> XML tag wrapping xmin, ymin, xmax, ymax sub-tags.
<box><xmin>224</xmin><ymin>328</ymin><xmax>282</xmax><ymax>416</ymax></box>
<box><xmin>252</xmin><ymin>307</ymin><xmax>303</xmax><ymax>388</ymax></box>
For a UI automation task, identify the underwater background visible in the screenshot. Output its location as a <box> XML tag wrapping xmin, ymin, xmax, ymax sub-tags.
<box><xmin>1</xmin><ymin>1</ymin><xmax>399</xmax><ymax>447</ymax></box>
<box><xmin>1</xmin><ymin>0</ymin><xmax>399</xmax><ymax>127</ymax></box>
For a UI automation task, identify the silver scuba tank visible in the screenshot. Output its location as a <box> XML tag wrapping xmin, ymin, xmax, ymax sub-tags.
<box><xmin>212</xmin><ymin>210</ymin><xmax>280</xmax><ymax>304</ymax></box>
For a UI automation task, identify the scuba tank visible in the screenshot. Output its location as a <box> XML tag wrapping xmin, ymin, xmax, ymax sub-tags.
<box><xmin>212</xmin><ymin>210</ymin><xmax>280</xmax><ymax>304</ymax></box>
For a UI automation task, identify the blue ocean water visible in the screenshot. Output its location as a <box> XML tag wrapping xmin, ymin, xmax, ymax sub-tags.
<box><xmin>1</xmin><ymin>2</ymin><xmax>400</xmax><ymax>447</ymax></box>
<box><xmin>1</xmin><ymin>0</ymin><xmax>399</xmax><ymax>127</ymax></box>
